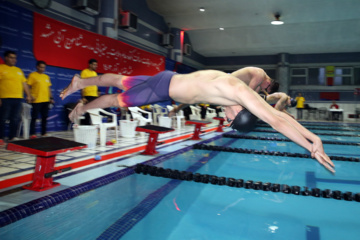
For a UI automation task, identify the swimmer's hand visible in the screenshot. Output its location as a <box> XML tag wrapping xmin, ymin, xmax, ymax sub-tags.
<box><xmin>311</xmin><ymin>140</ymin><xmax>335</xmax><ymax>173</ymax></box>
<box><xmin>314</xmin><ymin>151</ymin><xmax>335</xmax><ymax>173</ymax></box>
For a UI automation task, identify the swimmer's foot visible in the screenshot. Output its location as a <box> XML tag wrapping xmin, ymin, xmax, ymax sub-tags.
<box><xmin>69</xmin><ymin>101</ymin><xmax>85</xmax><ymax>122</ymax></box>
<box><xmin>60</xmin><ymin>74</ymin><xmax>81</xmax><ymax>100</ymax></box>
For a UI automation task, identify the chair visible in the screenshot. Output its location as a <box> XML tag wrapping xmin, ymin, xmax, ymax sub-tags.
<box><xmin>306</xmin><ymin>109</ymin><xmax>317</xmax><ymax>120</ymax></box>
<box><xmin>189</xmin><ymin>105</ymin><xmax>201</xmax><ymax>120</ymax></box>
<box><xmin>167</xmin><ymin>105</ymin><xmax>185</xmax><ymax>129</ymax></box>
<box><xmin>152</xmin><ymin>104</ymin><xmax>168</xmax><ymax>125</ymax></box>
<box><xmin>218</xmin><ymin>107</ymin><xmax>226</xmax><ymax>118</ymax></box>
<box><xmin>120</xmin><ymin>107</ymin><xmax>131</xmax><ymax>120</ymax></box>
<box><xmin>206</xmin><ymin>107</ymin><xmax>217</xmax><ymax>121</ymax></box>
<box><xmin>318</xmin><ymin>107</ymin><xmax>328</xmax><ymax>120</ymax></box>
<box><xmin>17</xmin><ymin>103</ymin><xmax>32</xmax><ymax>139</ymax></box>
<box><xmin>128</xmin><ymin>107</ymin><xmax>153</xmax><ymax>125</ymax></box>
<box><xmin>87</xmin><ymin>108</ymin><xmax>118</xmax><ymax>147</ymax></box>
<box><xmin>356</xmin><ymin>108</ymin><xmax>360</xmax><ymax>122</ymax></box>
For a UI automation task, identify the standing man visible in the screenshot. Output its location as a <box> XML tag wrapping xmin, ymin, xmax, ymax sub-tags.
<box><xmin>27</xmin><ymin>61</ymin><xmax>54</xmax><ymax>138</ymax></box>
<box><xmin>80</xmin><ymin>59</ymin><xmax>98</xmax><ymax>124</ymax></box>
<box><xmin>0</xmin><ymin>51</ymin><xmax>33</xmax><ymax>144</ymax></box>
<box><xmin>81</xmin><ymin>59</ymin><xmax>99</xmax><ymax>102</ymax></box>
<box><xmin>295</xmin><ymin>93</ymin><xmax>306</xmax><ymax>120</ymax></box>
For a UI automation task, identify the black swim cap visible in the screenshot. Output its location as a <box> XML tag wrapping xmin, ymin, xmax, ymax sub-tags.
<box><xmin>230</xmin><ymin>109</ymin><xmax>258</xmax><ymax>132</ymax></box>
<box><xmin>290</xmin><ymin>98</ymin><xmax>297</xmax><ymax>107</ymax></box>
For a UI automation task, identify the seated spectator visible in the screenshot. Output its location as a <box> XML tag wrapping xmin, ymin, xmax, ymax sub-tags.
<box><xmin>330</xmin><ymin>100</ymin><xmax>339</xmax><ymax>109</ymax></box>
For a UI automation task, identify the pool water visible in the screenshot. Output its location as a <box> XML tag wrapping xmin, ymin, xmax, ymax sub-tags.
<box><xmin>1</xmin><ymin>123</ymin><xmax>359</xmax><ymax>240</ymax></box>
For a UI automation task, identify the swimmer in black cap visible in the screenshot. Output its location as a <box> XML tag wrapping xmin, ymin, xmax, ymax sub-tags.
<box><xmin>61</xmin><ymin>67</ymin><xmax>335</xmax><ymax>173</ymax></box>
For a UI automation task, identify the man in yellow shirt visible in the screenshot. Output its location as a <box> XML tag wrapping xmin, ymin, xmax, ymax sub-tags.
<box><xmin>81</xmin><ymin>59</ymin><xmax>99</xmax><ymax>102</ymax></box>
<box><xmin>0</xmin><ymin>51</ymin><xmax>33</xmax><ymax>144</ymax></box>
<box><xmin>27</xmin><ymin>61</ymin><xmax>54</xmax><ymax>138</ymax></box>
<box><xmin>80</xmin><ymin>59</ymin><xmax>98</xmax><ymax>124</ymax></box>
<box><xmin>295</xmin><ymin>93</ymin><xmax>306</xmax><ymax>120</ymax></box>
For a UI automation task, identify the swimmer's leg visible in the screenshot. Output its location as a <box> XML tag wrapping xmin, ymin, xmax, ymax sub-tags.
<box><xmin>69</xmin><ymin>94</ymin><xmax>121</xmax><ymax>122</ymax></box>
<box><xmin>60</xmin><ymin>73</ymin><xmax>125</xmax><ymax>100</ymax></box>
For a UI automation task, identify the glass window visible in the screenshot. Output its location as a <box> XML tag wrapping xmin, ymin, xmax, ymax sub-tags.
<box><xmin>354</xmin><ymin>67</ymin><xmax>360</xmax><ymax>85</ymax></box>
<box><xmin>292</xmin><ymin>68</ymin><xmax>306</xmax><ymax>75</ymax></box>
<box><xmin>291</xmin><ymin>76</ymin><xmax>306</xmax><ymax>85</ymax></box>
<box><xmin>308</xmin><ymin>68</ymin><xmax>325</xmax><ymax>85</ymax></box>
<box><xmin>333</xmin><ymin>67</ymin><xmax>353</xmax><ymax>85</ymax></box>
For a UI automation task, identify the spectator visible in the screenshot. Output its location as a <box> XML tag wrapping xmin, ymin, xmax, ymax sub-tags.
<box><xmin>330</xmin><ymin>100</ymin><xmax>339</xmax><ymax>109</ymax></box>
<box><xmin>81</xmin><ymin>59</ymin><xmax>99</xmax><ymax>124</ymax></box>
<box><xmin>295</xmin><ymin>93</ymin><xmax>305</xmax><ymax>120</ymax></box>
<box><xmin>27</xmin><ymin>61</ymin><xmax>54</xmax><ymax>138</ymax></box>
<box><xmin>0</xmin><ymin>51</ymin><xmax>33</xmax><ymax>144</ymax></box>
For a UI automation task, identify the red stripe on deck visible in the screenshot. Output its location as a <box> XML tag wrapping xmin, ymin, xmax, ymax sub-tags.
<box><xmin>0</xmin><ymin>126</ymin><xmax>219</xmax><ymax>190</ymax></box>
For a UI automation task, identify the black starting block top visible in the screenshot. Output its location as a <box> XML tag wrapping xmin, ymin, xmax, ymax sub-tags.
<box><xmin>7</xmin><ymin>137</ymin><xmax>87</xmax><ymax>157</ymax></box>
<box><xmin>186</xmin><ymin>120</ymin><xmax>211</xmax><ymax>125</ymax></box>
<box><xmin>136</xmin><ymin>125</ymin><xmax>175</xmax><ymax>133</ymax></box>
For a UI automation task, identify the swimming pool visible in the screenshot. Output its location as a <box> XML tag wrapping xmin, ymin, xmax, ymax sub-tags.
<box><xmin>0</xmin><ymin>122</ymin><xmax>359</xmax><ymax>240</ymax></box>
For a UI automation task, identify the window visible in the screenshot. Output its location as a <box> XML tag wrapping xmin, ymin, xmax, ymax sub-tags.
<box><xmin>291</xmin><ymin>66</ymin><xmax>355</xmax><ymax>86</ymax></box>
<box><xmin>334</xmin><ymin>67</ymin><xmax>352</xmax><ymax>86</ymax></box>
<box><xmin>308</xmin><ymin>68</ymin><xmax>325</xmax><ymax>85</ymax></box>
<box><xmin>290</xmin><ymin>68</ymin><xmax>307</xmax><ymax>85</ymax></box>
<box><xmin>354</xmin><ymin>67</ymin><xmax>360</xmax><ymax>85</ymax></box>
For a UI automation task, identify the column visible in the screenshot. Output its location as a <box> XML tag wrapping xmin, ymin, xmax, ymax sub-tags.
<box><xmin>97</xmin><ymin>1</ymin><xmax>118</xmax><ymax>38</ymax></box>
<box><xmin>277</xmin><ymin>53</ymin><xmax>290</xmax><ymax>93</ymax></box>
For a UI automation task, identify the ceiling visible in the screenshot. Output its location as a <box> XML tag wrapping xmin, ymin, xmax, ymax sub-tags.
<box><xmin>146</xmin><ymin>0</ymin><xmax>360</xmax><ymax>57</ymax></box>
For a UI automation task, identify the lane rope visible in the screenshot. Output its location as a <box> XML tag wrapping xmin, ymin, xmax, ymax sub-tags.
<box><xmin>133</xmin><ymin>164</ymin><xmax>360</xmax><ymax>203</ymax></box>
<box><xmin>223</xmin><ymin>133</ymin><xmax>360</xmax><ymax>146</ymax></box>
<box><xmin>192</xmin><ymin>143</ymin><xmax>359</xmax><ymax>162</ymax></box>
<box><xmin>252</xmin><ymin>129</ymin><xmax>360</xmax><ymax>138</ymax></box>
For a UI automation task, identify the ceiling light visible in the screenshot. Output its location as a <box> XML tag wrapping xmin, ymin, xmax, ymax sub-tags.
<box><xmin>199</xmin><ymin>7</ymin><xmax>205</xmax><ymax>12</ymax></box>
<box><xmin>271</xmin><ymin>13</ymin><xmax>284</xmax><ymax>25</ymax></box>
<box><xmin>219</xmin><ymin>27</ymin><xmax>224</xmax><ymax>30</ymax></box>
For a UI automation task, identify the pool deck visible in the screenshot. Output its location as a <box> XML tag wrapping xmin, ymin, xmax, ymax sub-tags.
<box><xmin>0</xmin><ymin>121</ymin><xmax>231</xmax><ymax>212</ymax></box>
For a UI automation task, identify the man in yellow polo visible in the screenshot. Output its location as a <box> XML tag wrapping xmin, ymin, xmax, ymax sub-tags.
<box><xmin>295</xmin><ymin>92</ymin><xmax>306</xmax><ymax>120</ymax></box>
<box><xmin>80</xmin><ymin>59</ymin><xmax>98</xmax><ymax>124</ymax></box>
<box><xmin>27</xmin><ymin>61</ymin><xmax>54</xmax><ymax>138</ymax></box>
<box><xmin>81</xmin><ymin>59</ymin><xmax>99</xmax><ymax>102</ymax></box>
<box><xmin>0</xmin><ymin>51</ymin><xmax>33</xmax><ymax>144</ymax></box>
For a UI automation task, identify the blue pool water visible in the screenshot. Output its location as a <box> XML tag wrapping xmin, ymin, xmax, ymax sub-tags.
<box><xmin>1</xmin><ymin>123</ymin><xmax>360</xmax><ymax>240</ymax></box>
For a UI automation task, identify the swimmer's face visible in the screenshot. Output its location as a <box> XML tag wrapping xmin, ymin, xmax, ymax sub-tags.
<box><xmin>261</xmin><ymin>77</ymin><xmax>273</xmax><ymax>93</ymax></box>
<box><xmin>224</xmin><ymin>105</ymin><xmax>244</xmax><ymax>123</ymax></box>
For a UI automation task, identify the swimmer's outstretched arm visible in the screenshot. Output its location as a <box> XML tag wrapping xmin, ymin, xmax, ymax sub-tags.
<box><xmin>206</xmin><ymin>81</ymin><xmax>334</xmax><ymax>173</ymax></box>
<box><xmin>60</xmin><ymin>73</ymin><xmax>125</xmax><ymax>100</ymax></box>
<box><xmin>234</xmin><ymin>87</ymin><xmax>334</xmax><ymax>173</ymax></box>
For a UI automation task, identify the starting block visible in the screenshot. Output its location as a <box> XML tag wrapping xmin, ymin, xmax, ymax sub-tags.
<box><xmin>7</xmin><ymin>137</ymin><xmax>86</xmax><ymax>191</ymax></box>
<box><xmin>213</xmin><ymin>117</ymin><xmax>226</xmax><ymax>132</ymax></box>
<box><xmin>135</xmin><ymin>125</ymin><xmax>175</xmax><ymax>155</ymax></box>
<box><xmin>186</xmin><ymin>120</ymin><xmax>211</xmax><ymax>140</ymax></box>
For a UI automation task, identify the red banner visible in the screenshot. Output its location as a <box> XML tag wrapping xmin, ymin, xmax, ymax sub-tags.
<box><xmin>320</xmin><ymin>92</ymin><xmax>339</xmax><ymax>100</ymax></box>
<box><xmin>33</xmin><ymin>13</ymin><xmax>165</xmax><ymax>75</ymax></box>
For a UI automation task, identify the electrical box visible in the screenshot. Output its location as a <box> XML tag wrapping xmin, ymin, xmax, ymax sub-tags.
<box><xmin>120</xmin><ymin>11</ymin><xmax>138</xmax><ymax>32</ymax></box>
<box><xmin>161</xmin><ymin>33</ymin><xmax>174</xmax><ymax>48</ymax></box>
<box><xmin>75</xmin><ymin>0</ymin><xmax>100</xmax><ymax>16</ymax></box>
